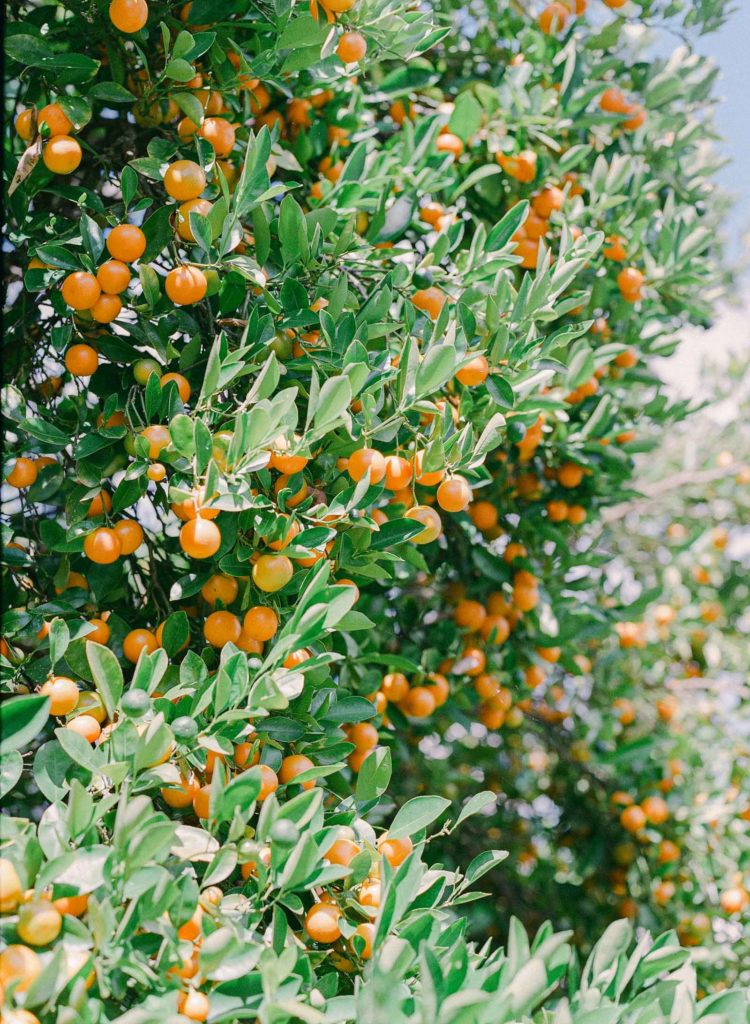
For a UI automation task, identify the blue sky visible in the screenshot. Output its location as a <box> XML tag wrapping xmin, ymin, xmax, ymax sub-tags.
<box><xmin>692</xmin><ymin>4</ymin><xmax>750</xmax><ymax>254</ymax></box>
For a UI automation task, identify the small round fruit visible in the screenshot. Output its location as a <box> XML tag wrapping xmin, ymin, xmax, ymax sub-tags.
<box><xmin>279</xmin><ymin>754</ymin><xmax>315</xmax><ymax>789</ymax></box>
<box><xmin>201</xmin><ymin>574</ymin><xmax>239</xmax><ymax>606</ymax></box>
<box><xmin>305</xmin><ymin>902</ymin><xmax>342</xmax><ymax>944</ymax></box>
<box><xmin>109</xmin><ymin>0</ymin><xmax>148</xmax><ymax>33</ymax></box>
<box><xmin>203</xmin><ymin>610</ymin><xmax>241</xmax><ymax>647</ymax></box>
<box><xmin>113</xmin><ymin>519</ymin><xmax>144</xmax><ymax>555</ymax></box>
<box><xmin>455</xmin><ymin>354</ymin><xmax>489</xmax><ymax>387</ymax></box>
<box><xmin>337</xmin><ymin>31</ymin><xmax>367</xmax><ymax>62</ymax></box>
<box><xmin>106</xmin><ymin>224</ymin><xmax>146</xmax><ymax>262</ymax></box>
<box><xmin>0</xmin><ymin>858</ymin><xmax>22</xmax><ymax>912</ymax></box>
<box><xmin>40</xmin><ymin>676</ymin><xmax>79</xmax><ymax>716</ymax></box>
<box><xmin>38</xmin><ymin>103</ymin><xmax>73</xmax><ymax>137</ymax></box>
<box><xmin>97</xmin><ymin>259</ymin><xmax>131</xmax><ymax>294</ymax></box>
<box><xmin>5</xmin><ymin>458</ymin><xmax>38</xmax><ymax>489</ymax></box>
<box><xmin>242</xmin><ymin>605</ymin><xmax>278</xmax><ymax>641</ymax></box>
<box><xmin>348</xmin><ymin>447</ymin><xmax>386</xmax><ymax>484</ymax></box>
<box><xmin>165</xmin><ymin>265</ymin><xmax>207</xmax><ymax>305</ymax></box>
<box><xmin>351</xmin><ymin>921</ymin><xmax>375</xmax><ymax>959</ymax></box>
<box><xmin>123</xmin><ymin>629</ymin><xmax>158</xmax><ymax>663</ymax></box>
<box><xmin>62</xmin><ymin>272</ymin><xmax>101</xmax><ymax>310</ymax></box>
<box><xmin>164</xmin><ymin>159</ymin><xmax>206</xmax><ymax>200</ymax></box>
<box><xmin>84</xmin><ymin>527</ymin><xmax>121</xmax><ymax>564</ymax></box>
<box><xmin>379</xmin><ymin>835</ymin><xmax>413</xmax><ymax>867</ymax></box>
<box><xmin>65</xmin><ymin>343</ymin><xmax>99</xmax><ymax>376</ymax></box>
<box><xmin>180</xmin><ymin>518</ymin><xmax>222</xmax><ymax>559</ymax></box>
<box><xmin>436</xmin><ymin>477</ymin><xmax>471</xmax><ymax>513</ymax></box>
<box><xmin>160</xmin><ymin>372</ymin><xmax>191</xmax><ymax>403</ymax></box>
<box><xmin>0</xmin><ymin>945</ymin><xmax>41</xmax><ymax>993</ymax></box>
<box><xmin>252</xmin><ymin>554</ymin><xmax>293</xmax><ymax>593</ymax></box>
<box><xmin>17</xmin><ymin>899</ymin><xmax>63</xmax><ymax>946</ymax></box>
<box><xmin>404</xmin><ymin>505</ymin><xmax>442</xmax><ymax>544</ymax></box>
<box><xmin>43</xmin><ymin>135</ymin><xmax>82</xmax><ymax>174</ymax></box>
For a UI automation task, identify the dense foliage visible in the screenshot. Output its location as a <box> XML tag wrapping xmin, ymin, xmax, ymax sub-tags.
<box><xmin>2</xmin><ymin>0</ymin><xmax>748</xmax><ymax>1021</ymax></box>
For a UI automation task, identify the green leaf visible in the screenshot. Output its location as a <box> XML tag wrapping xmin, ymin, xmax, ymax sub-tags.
<box><xmin>388</xmin><ymin>795</ymin><xmax>451</xmax><ymax>839</ymax></box>
<box><xmin>355</xmin><ymin>747</ymin><xmax>392</xmax><ymax>802</ymax></box>
<box><xmin>0</xmin><ymin>751</ymin><xmax>24</xmax><ymax>798</ymax></box>
<box><xmin>0</xmin><ymin>694</ymin><xmax>50</xmax><ymax>754</ymax></box>
<box><xmin>86</xmin><ymin>641</ymin><xmax>124</xmax><ymax>720</ymax></box>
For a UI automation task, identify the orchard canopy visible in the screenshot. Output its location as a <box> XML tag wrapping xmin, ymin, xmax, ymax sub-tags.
<box><xmin>1</xmin><ymin>0</ymin><xmax>749</xmax><ymax>1022</ymax></box>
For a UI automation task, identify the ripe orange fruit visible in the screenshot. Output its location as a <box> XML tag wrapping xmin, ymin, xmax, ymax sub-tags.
<box><xmin>66</xmin><ymin>713</ymin><xmax>102</xmax><ymax>743</ymax></box>
<box><xmin>347</xmin><ymin>721</ymin><xmax>379</xmax><ymax>750</ymax></box>
<box><xmin>454</xmin><ymin>599</ymin><xmax>486</xmax><ymax>631</ymax></box>
<box><xmin>413</xmin><ymin>450</ymin><xmax>444</xmax><ymax>486</ymax></box>
<box><xmin>159</xmin><ymin>372</ymin><xmax>191</xmax><ymax>403</ymax></box>
<box><xmin>641</xmin><ymin>794</ymin><xmax>669</xmax><ymax>825</ymax></box>
<box><xmin>43</xmin><ymin>135</ymin><xmax>82</xmax><ymax>174</ymax></box>
<box><xmin>84</xmin><ymin>527</ymin><xmax>122</xmax><ymax>564</ymax></box>
<box><xmin>617</xmin><ymin>266</ymin><xmax>644</xmax><ymax>299</ymax></box>
<box><xmin>348</xmin><ymin>447</ymin><xmax>386</xmax><ymax>483</ymax></box>
<box><xmin>620</xmin><ymin>805</ymin><xmax>647</xmax><ymax>833</ymax></box>
<box><xmin>62</xmin><ymin>271</ymin><xmax>101</xmax><ymax>310</ymax></box>
<box><xmin>111</xmin><ymin>520</ymin><xmax>143</xmax><ymax>556</ymax></box>
<box><xmin>252</xmin><ymin>554</ymin><xmax>293</xmax><ymax>592</ymax></box>
<box><xmin>383</xmin><ymin>454</ymin><xmax>413</xmax><ymax>490</ymax></box>
<box><xmin>719</xmin><ymin>886</ymin><xmax>749</xmax><ymax>915</ymax></box>
<box><xmin>87</xmin><ymin>617</ymin><xmax>111</xmax><ymax>645</ymax></box>
<box><xmin>558</xmin><ymin>461</ymin><xmax>584</xmax><ymax>488</ymax></box>
<box><xmin>39</xmin><ymin>675</ymin><xmax>78</xmax><ymax>716</ymax></box>
<box><xmin>107</xmin><ymin>224</ymin><xmax>146</xmax><ymax>262</ymax></box>
<box><xmin>17</xmin><ymin>899</ymin><xmax>63</xmax><ymax>946</ymax></box>
<box><xmin>538</xmin><ymin>1</ymin><xmax>568</xmax><ymax>33</ymax></box>
<box><xmin>91</xmin><ymin>293</ymin><xmax>122</xmax><ymax>323</ymax></box>
<box><xmin>15</xmin><ymin>108</ymin><xmax>36</xmax><ymax>141</ymax></box>
<box><xmin>97</xmin><ymin>259</ymin><xmax>131</xmax><ymax>294</ymax></box>
<box><xmin>65</xmin><ymin>343</ymin><xmax>99</xmax><ymax>377</ymax></box>
<box><xmin>0</xmin><ymin>944</ymin><xmax>41</xmax><ymax>993</ymax></box>
<box><xmin>203</xmin><ymin>610</ymin><xmax>241</xmax><ymax>647</ymax></box>
<box><xmin>455</xmin><ymin>354</ymin><xmax>489</xmax><ymax>386</ymax></box>
<box><xmin>165</xmin><ymin>265</ymin><xmax>207</xmax><ymax>305</ymax></box>
<box><xmin>5</xmin><ymin>457</ymin><xmax>38</xmax><ymax>489</ymax></box>
<box><xmin>603</xmin><ymin>235</ymin><xmax>627</xmax><ymax>261</ymax></box>
<box><xmin>532</xmin><ymin>186</ymin><xmax>565</xmax><ymax>218</ymax></box>
<box><xmin>469</xmin><ymin>500</ymin><xmax>498</xmax><ymax>531</ymax></box>
<box><xmin>140</xmin><ymin>424</ymin><xmax>171</xmax><ymax>459</ymax></box>
<box><xmin>378</xmin><ymin>834</ymin><xmax>413</xmax><ymax>867</ymax></box>
<box><xmin>404</xmin><ymin>505</ymin><xmax>442</xmax><ymax>544</ymax></box>
<box><xmin>402</xmin><ymin>685</ymin><xmax>436</xmax><ymax>717</ymax></box>
<box><xmin>177</xmin><ymin>989</ymin><xmax>210</xmax><ymax>1022</ymax></box>
<box><xmin>0</xmin><ymin>858</ymin><xmax>22</xmax><ymax>912</ymax></box>
<box><xmin>279</xmin><ymin>754</ymin><xmax>315</xmax><ymax>789</ymax></box>
<box><xmin>258</xmin><ymin>764</ymin><xmax>279</xmax><ymax>801</ymax></box>
<box><xmin>38</xmin><ymin>103</ymin><xmax>73</xmax><ymax>137</ymax></box>
<box><xmin>381</xmin><ymin>672</ymin><xmax>409</xmax><ymax>702</ymax></box>
<box><xmin>180</xmin><ymin>518</ymin><xmax>222</xmax><ymax>559</ymax></box>
<box><xmin>411</xmin><ymin>286</ymin><xmax>447</xmax><ymax>319</ymax></box>
<box><xmin>351</xmin><ymin>921</ymin><xmax>375</xmax><ymax>959</ymax></box>
<box><xmin>175</xmin><ymin>198</ymin><xmax>213</xmax><ymax>241</ymax></box>
<box><xmin>201</xmin><ymin>574</ymin><xmax>239</xmax><ymax>606</ymax></box>
<box><xmin>436</xmin><ymin>477</ymin><xmax>471</xmax><ymax>512</ymax></box>
<box><xmin>163</xmin><ymin>159</ymin><xmax>206</xmax><ymax>200</ymax></box>
<box><xmin>436</xmin><ymin>132</ymin><xmax>463</xmax><ymax>157</ymax></box>
<box><xmin>199</xmin><ymin>117</ymin><xmax>236</xmax><ymax>157</ymax></box>
<box><xmin>123</xmin><ymin>628</ymin><xmax>158</xmax><ymax>663</ymax></box>
<box><xmin>305</xmin><ymin>902</ymin><xmax>342</xmax><ymax>943</ymax></box>
<box><xmin>337</xmin><ymin>31</ymin><xmax>367</xmax><ymax>62</ymax></box>
<box><xmin>109</xmin><ymin>0</ymin><xmax>148</xmax><ymax>33</ymax></box>
<box><xmin>243</xmin><ymin>605</ymin><xmax>278</xmax><ymax>641</ymax></box>
<box><xmin>358</xmin><ymin>878</ymin><xmax>381</xmax><ymax>907</ymax></box>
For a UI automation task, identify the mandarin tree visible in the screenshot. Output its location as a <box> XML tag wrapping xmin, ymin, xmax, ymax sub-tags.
<box><xmin>1</xmin><ymin>0</ymin><xmax>748</xmax><ymax>1021</ymax></box>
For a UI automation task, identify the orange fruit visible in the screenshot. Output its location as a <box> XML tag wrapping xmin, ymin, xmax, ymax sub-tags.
<box><xmin>404</xmin><ymin>505</ymin><xmax>442</xmax><ymax>544</ymax></box>
<box><xmin>62</xmin><ymin>271</ymin><xmax>101</xmax><ymax>310</ymax></box>
<box><xmin>381</xmin><ymin>672</ymin><xmax>409</xmax><ymax>702</ymax></box>
<box><xmin>165</xmin><ymin>265</ymin><xmax>207</xmax><ymax>305</ymax></box>
<box><xmin>203</xmin><ymin>610</ymin><xmax>241</xmax><ymax>647</ymax></box>
<box><xmin>91</xmin><ymin>293</ymin><xmax>122</xmax><ymax>323</ymax></box>
<box><xmin>163</xmin><ymin>160</ymin><xmax>206</xmax><ymax>200</ymax></box>
<box><xmin>109</xmin><ymin>0</ymin><xmax>148</xmax><ymax>32</ymax></box>
<box><xmin>351</xmin><ymin>921</ymin><xmax>374</xmax><ymax>959</ymax></box>
<box><xmin>242</xmin><ymin>605</ymin><xmax>278</xmax><ymax>641</ymax></box>
<box><xmin>83</xmin><ymin>527</ymin><xmax>121</xmax><ymax>564</ymax></box>
<box><xmin>201</xmin><ymin>574</ymin><xmax>239</xmax><ymax>606</ymax></box>
<box><xmin>337</xmin><ymin>31</ymin><xmax>367</xmax><ymax>62</ymax></box>
<box><xmin>378</xmin><ymin>834</ymin><xmax>413</xmax><ymax>867</ymax></box>
<box><xmin>305</xmin><ymin>903</ymin><xmax>341</xmax><ymax>943</ymax></box>
<box><xmin>436</xmin><ymin>477</ymin><xmax>471</xmax><ymax>512</ymax></box>
<box><xmin>123</xmin><ymin>628</ymin><xmax>158</xmax><ymax>663</ymax></box>
<box><xmin>86</xmin><ymin>617</ymin><xmax>111</xmax><ymax>645</ymax></box>
<box><xmin>5</xmin><ymin>457</ymin><xmax>38</xmax><ymax>489</ymax></box>
<box><xmin>15</xmin><ymin>108</ymin><xmax>36</xmax><ymax>141</ymax></box>
<box><xmin>177</xmin><ymin>990</ymin><xmax>210</xmax><ymax>1022</ymax></box>
<box><xmin>538</xmin><ymin>1</ymin><xmax>568</xmax><ymax>33</ymax></box>
<box><xmin>199</xmin><ymin>117</ymin><xmax>236</xmax><ymax>157</ymax></box>
<box><xmin>66</xmin><ymin>714</ymin><xmax>102</xmax><ymax>743</ymax></box>
<box><xmin>97</xmin><ymin>259</ymin><xmax>131</xmax><ymax>294</ymax></box>
<box><xmin>455</xmin><ymin>354</ymin><xmax>489</xmax><ymax>386</ymax></box>
<box><xmin>258</xmin><ymin>764</ymin><xmax>279</xmax><ymax>801</ymax></box>
<box><xmin>175</xmin><ymin>198</ymin><xmax>213</xmax><ymax>241</ymax></box>
<box><xmin>65</xmin><ymin>343</ymin><xmax>99</xmax><ymax>376</ymax></box>
<box><xmin>39</xmin><ymin>676</ymin><xmax>79</xmax><ymax>716</ymax></box>
<box><xmin>106</xmin><ymin>224</ymin><xmax>146</xmax><ymax>262</ymax></box>
<box><xmin>348</xmin><ymin>447</ymin><xmax>386</xmax><ymax>483</ymax></box>
<box><xmin>0</xmin><ymin>945</ymin><xmax>41</xmax><ymax>993</ymax></box>
<box><xmin>38</xmin><ymin>103</ymin><xmax>73</xmax><ymax>137</ymax></box>
<box><xmin>411</xmin><ymin>286</ymin><xmax>447</xmax><ymax>319</ymax></box>
<box><xmin>180</xmin><ymin>518</ymin><xmax>222</xmax><ymax>559</ymax></box>
<box><xmin>43</xmin><ymin>135</ymin><xmax>82</xmax><ymax>174</ymax></box>
<box><xmin>279</xmin><ymin>754</ymin><xmax>315</xmax><ymax>789</ymax></box>
<box><xmin>160</xmin><ymin>372</ymin><xmax>191</xmax><ymax>403</ymax></box>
